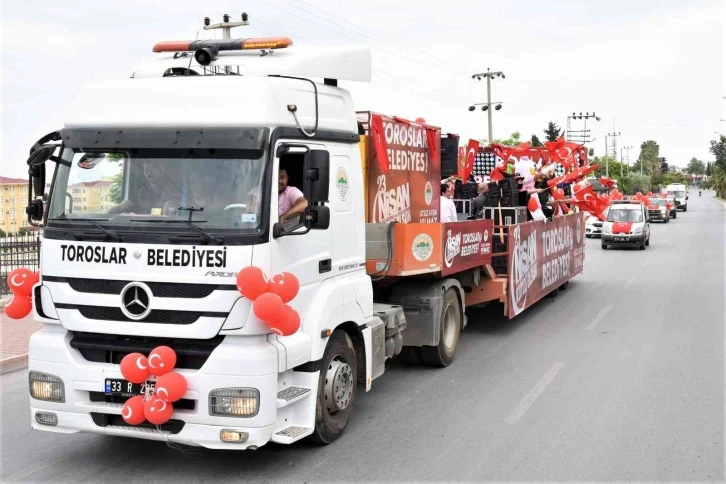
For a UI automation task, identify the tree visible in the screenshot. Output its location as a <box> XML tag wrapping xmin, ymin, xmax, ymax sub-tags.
<box><xmin>489</xmin><ymin>131</ymin><xmax>522</xmax><ymax>147</ymax></box>
<box><xmin>588</xmin><ymin>148</ymin><xmax>595</xmax><ymax>157</ymax></box>
<box><xmin>706</xmin><ymin>162</ymin><xmax>713</xmax><ymax>176</ymax></box>
<box><xmin>660</xmin><ymin>158</ymin><xmax>669</xmax><ymax>174</ymax></box>
<box><xmin>686</xmin><ymin>157</ymin><xmax>706</xmax><ymax>175</ymax></box>
<box><xmin>637</xmin><ymin>140</ymin><xmax>660</xmax><ymax>176</ymax></box>
<box><xmin>543</xmin><ymin>122</ymin><xmax>562</xmax><ymax>142</ymax></box>
<box><xmin>530</xmin><ymin>135</ymin><xmax>543</xmax><ymax>147</ymax></box>
<box><xmin>708</xmin><ymin>136</ymin><xmax>726</xmax><ymax>197</ymax></box>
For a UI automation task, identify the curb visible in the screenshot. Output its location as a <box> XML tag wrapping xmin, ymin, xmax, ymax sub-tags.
<box><xmin>0</xmin><ymin>353</ymin><xmax>28</xmax><ymax>374</ymax></box>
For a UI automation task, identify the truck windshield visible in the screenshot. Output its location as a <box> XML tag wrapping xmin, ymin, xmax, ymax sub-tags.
<box><xmin>607</xmin><ymin>208</ymin><xmax>643</xmax><ymax>222</ymax></box>
<box><xmin>47</xmin><ymin>147</ymin><xmax>266</xmax><ymax>235</ymax></box>
<box><xmin>674</xmin><ymin>191</ymin><xmax>685</xmax><ymax>198</ymax></box>
<box><xmin>650</xmin><ymin>199</ymin><xmax>666</xmax><ymax>206</ymax></box>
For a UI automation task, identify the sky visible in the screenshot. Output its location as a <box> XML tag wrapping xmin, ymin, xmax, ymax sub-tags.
<box><xmin>2</xmin><ymin>0</ymin><xmax>725</xmax><ymax>179</ymax></box>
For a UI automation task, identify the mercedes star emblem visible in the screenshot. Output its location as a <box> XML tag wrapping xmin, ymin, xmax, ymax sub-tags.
<box><xmin>120</xmin><ymin>282</ymin><xmax>152</xmax><ymax>321</ymax></box>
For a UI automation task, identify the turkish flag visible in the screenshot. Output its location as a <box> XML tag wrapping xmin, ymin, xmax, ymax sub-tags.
<box><xmin>425</xmin><ymin>127</ymin><xmax>440</xmax><ymax>165</ymax></box>
<box><xmin>460</xmin><ymin>139</ymin><xmax>479</xmax><ymax>181</ymax></box>
<box><xmin>370</xmin><ymin>114</ymin><xmax>389</xmax><ymax>174</ymax></box>
<box><xmin>612</xmin><ymin>222</ymin><xmax>633</xmax><ymax>234</ymax></box>
<box><xmin>571</xmin><ymin>184</ymin><xmax>610</xmax><ymax>221</ymax></box>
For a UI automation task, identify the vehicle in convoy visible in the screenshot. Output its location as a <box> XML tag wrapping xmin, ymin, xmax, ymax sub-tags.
<box><xmin>647</xmin><ymin>198</ymin><xmax>670</xmax><ymax>223</ymax></box>
<box><xmin>601</xmin><ymin>201</ymin><xmax>651</xmax><ymax>250</ymax></box>
<box><xmin>666</xmin><ymin>183</ymin><xmax>688</xmax><ymax>211</ymax></box>
<box><xmin>21</xmin><ymin>29</ymin><xmax>587</xmax><ymax>451</ymax></box>
<box><xmin>585</xmin><ymin>208</ymin><xmax>608</xmax><ymax>238</ymax></box>
<box><xmin>664</xmin><ymin>195</ymin><xmax>677</xmax><ymax>219</ymax></box>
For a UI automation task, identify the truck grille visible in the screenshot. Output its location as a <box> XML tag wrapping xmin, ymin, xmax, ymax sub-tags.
<box><xmin>55</xmin><ymin>304</ymin><xmax>226</xmax><ymax>325</ymax></box>
<box><xmin>90</xmin><ymin>412</ymin><xmax>185</xmax><ymax>434</ymax></box>
<box><xmin>43</xmin><ymin>276</ymin><xmax>235</xmax><ymax>298</ymax></box>
<box><xmin>70</xmin><ymin>331</ymin><xmax>224</xmax><ymax>369</ymax></box>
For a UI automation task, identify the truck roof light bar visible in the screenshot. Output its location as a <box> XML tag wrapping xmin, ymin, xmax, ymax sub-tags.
<box><xmin>152</xmin><ymin>37</ymin><xmax>293</xmax><ymax>53</ymax></box>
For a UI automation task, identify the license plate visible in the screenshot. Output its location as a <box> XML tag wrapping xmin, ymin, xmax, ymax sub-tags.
<box><xmin>105</xmin><ymin>378</ymin><xmax>155</xmax><ymax>397</ymax></box>
<box><xmin>614</xmin><ymin>237</ymin><xmax>628</xmax><ymax>242</ymax></box>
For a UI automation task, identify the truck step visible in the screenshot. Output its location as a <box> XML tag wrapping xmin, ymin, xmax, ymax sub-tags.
<box><xmin>271</xmin><ymin>426</ymin><xmax>314</xmax><ymax>444</ymax></box>
<box><xmin>276</xmin><ymin>386</ymin><xmax>312</xmax><ymax>408</ymax></box>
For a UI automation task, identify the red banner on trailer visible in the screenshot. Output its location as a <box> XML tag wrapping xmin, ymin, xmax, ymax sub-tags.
<box><xmin>441</xmin><ymin>219</ymin><xmax>494</xmax><ymax>276</ymax></box>
<box><xmin>507</xmin><ymin>213</ymin><xmax>586</xmax><ymax>318</ymax></box>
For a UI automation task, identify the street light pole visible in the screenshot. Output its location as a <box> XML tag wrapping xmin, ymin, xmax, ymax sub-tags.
<box><xmin>470</xmin><ymin>69</ymin><xmax>505</xmax><ymax>143</ymax></box>
<box><xmin>620</xmin><ymin>145</ymin><xmax>633</xmax><ymax>177</ymax></box>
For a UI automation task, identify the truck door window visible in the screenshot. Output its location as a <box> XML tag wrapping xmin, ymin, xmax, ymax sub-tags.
<box><xmin>278</xmin><ymin>152</ymin><xmax>308</xmax><ymax>229</ymax></box>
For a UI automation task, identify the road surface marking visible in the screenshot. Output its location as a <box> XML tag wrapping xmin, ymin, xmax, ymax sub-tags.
<box><xmin>623</xmin><ymin>275</ymin><xmax>636</xmax><ymax>289</ymax></box>
<box><xmin>586</xmin><ymin>305</ymin><xmax>613</xmax><ymax>331</ymax></box>
<box><xmin>505</xmin><ymin>362</ymin><xmax>564</xmax><ymax>424</ymax></box>
<box><xmin>640</xmin><ymin>258</ymin><xmax>651</xmax><ymax>268</ymax></box>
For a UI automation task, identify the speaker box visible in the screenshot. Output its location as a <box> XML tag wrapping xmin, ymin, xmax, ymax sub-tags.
<box><xmin>484</xmin><ymin>207</ymin><xmax>528</xmax><ymax>226</ymax></box>
<box><xmin>440</xmin><ymin>136</ymin><xmax>460</xmax><ymax>177</ymax></box>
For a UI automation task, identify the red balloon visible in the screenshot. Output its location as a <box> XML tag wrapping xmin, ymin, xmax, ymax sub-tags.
<box><xmin>527</xmin><ymin>196</ymin><xmax>539</xmax><ymax>212</ymax></box>
<box><xmin>7</xmin><ymin>268</ymin><xmax>36</xmax><ymax>297</ymax></box>
<box><xmin>236</xmin><ymin>266</ymin><xmax>268</xmax><ymax>301</ymax></box>
<box><xmin>268</xmin><ymin>305</ymin><xmax>301</xmax><ymax>336</ymax></box>
<box><xmin>120</xmin><ymin>352</ymin><xmax>150</xmax><ymax>384</ymax></box>
<box><xmin>121</xmin><ymin>395</ymin><xmax>146</xmax><ymax>425</ymax></box>
<box><xmin>148</xmin><ymin>346</ymin><xmax>176</xmax><ymax>376</ymax></box>
<box><xmin>552</xmin><ymin>188</ymin><xmax>565</xmax><ymax>200</ymax></box>
<box><xmin>155</xmin><ymin>371</ymin><xmax>188</xmax><ymax>403</ymax></box>
<box><xmin>253</xmin><ymin>292</ymin><xmax>284</xmax><ymax>325</ymax></box>
<box><xmin>267</xmin><ymin>272</ymin><xmax>300</xmax><ymax>303</ymax></box>
<box><xmin>4</xmin><ymin>295</ymin><xmax>32</xmax><ymax>320</ymax></box>
<box><xmin>143</xmin><ymin>396</ymin><xmax>174</xmax><ymax>425</ymax></box>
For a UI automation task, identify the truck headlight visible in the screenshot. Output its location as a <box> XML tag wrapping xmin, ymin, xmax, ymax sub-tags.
<box><xmin>29</xmin><ymin>371</ymin><xmax>65</xmax><ymax>403</ymax></box>
<box><xmin>209</xmin><ymin>388</ymin><xmax>259</xmax><ymax>417</ymax></box>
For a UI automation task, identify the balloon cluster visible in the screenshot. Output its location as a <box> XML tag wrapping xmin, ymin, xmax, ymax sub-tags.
<box><xmin>236</xmin><ymin>267</ymin><xmax>301</xmax><ymax>336</ymax></box>
<box><xmin>5</xmin><ymin>268</ymin><xmax>39</xmax><ymax>319</ymax></box>
<box><xmin>119</xmin><ymin>346</ymin><xmax>187</xmax><ymax>426</ymax></box>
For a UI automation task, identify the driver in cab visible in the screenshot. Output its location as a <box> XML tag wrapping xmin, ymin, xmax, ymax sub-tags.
<box><xmin>278</xmin><ymin>168</ymin><xmax>307</xmax><ymax>226</ymax></box>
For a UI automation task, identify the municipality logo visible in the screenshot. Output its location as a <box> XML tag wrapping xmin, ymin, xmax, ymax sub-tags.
<box><xmin>336</xmin><ymin>167</ymin><xmax>349</xmax><ymax>201</ymax></box>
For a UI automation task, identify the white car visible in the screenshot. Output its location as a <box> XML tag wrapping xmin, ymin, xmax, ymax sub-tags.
<box><xmin>601</xmin><ymin>201</ymin><xmax>651</xmax><ymax>250</ymax></box>
<box><xmin>585</xmin><ymin>208</ymin><xmax>608</xmax><ymax>238</ymax></box>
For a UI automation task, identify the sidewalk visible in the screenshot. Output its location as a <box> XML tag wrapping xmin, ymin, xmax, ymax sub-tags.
<box><xmin>0</xmin><ymin>309</ymin><xmax>41</xmax><ymax>373</ymax></box>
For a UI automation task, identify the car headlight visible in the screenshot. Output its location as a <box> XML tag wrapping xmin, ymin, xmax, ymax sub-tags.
<box><xmin>633</xmin><ymin>226</ymin><xmax>643</xmax><ymax>234</ymax></box>
<box><xmin>660</xmin><ymin>207</ymin><xmax>666</xmax><ymax>213</ymax></box>
<box><xmin>29</xmin><ymin>371</ymin><xmax>65</xmax><ymax>403</ymax></box>
<box><xmin>209</xmin><ymin>388</ymin><xmax>260</xmax><ymax>417</ymax></box>
<box><xmin>602</xmin><ymin>225</ymin><xmax>612</xmax><ymax>234</ymax></box>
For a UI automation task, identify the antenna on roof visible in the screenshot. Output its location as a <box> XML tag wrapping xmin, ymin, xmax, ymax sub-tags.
<box><xmin>204</xmin><ymin>12</ymin><xmax>250</xmax><ymax>40</ymax></box>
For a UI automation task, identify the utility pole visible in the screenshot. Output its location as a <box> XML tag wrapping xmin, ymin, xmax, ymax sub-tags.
<box><xmin>606</xmin><ymin>131</ymin><xmax>621</xmax><ymax>177</ymax></box>
<box><xmin>566</xmin><ymin>112</ymin><xmax>600</xmax><ymax>144</ymax></box>
<box><xmin>203</xmin><ymin>13</ymin><xmax>250</xmax><ymax>73</ymax></box>
<box><xmin>469</xmin><ymin>69</ymin><xmax>505</xmax><ymax>144</ymax></box>
<box><xmin>621</xmin><ymin>145</ymin><xmax>633</xmax><ymax>177</ymax></box>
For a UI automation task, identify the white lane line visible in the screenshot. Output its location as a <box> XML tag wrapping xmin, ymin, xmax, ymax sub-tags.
<box><xmin>623</xmin><ymin>275</ymin><xmax>636</xmax><ymax>289</ymax></box>
<box><xmin>586</xmin><ymin>304</ymin><xmax>613</xmax><ymax>331</ymax></box>
<box><xmin>505</xmin><ymin>362</ymin><xmax>565</xmax><ymax>424</ymax></box>
<box><xmin>640</xmin><ymin>258</ymin><xmax>651</xmax><ymax>268</ymax></box>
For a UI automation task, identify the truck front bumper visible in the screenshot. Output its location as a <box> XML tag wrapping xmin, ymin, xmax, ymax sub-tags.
<box><xmin>28</xmin><ymin>325</ymin><xmax>281</xmax><ymax>450</ymax></box>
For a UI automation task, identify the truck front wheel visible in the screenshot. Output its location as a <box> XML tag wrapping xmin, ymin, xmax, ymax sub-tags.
<box><xmin>310</xmin><ymin>330</ymin><xmax>357</xmax><ymax>444</ymax></box>
<box><xmin>419</xmin><ymin>288</ymin><xmax>461</xmax><ymax>368</ymax></box>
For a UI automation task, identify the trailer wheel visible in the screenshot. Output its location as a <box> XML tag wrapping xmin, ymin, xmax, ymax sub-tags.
<box><xmin>310</xmin><ymin>330</ymin><xmax>357</xmax><ymax>445</ymax></box>
<box><xmin>559</xmin><ymin>281</ymin><xmax>569</xmax><ymax>291</ymax></box>
<box><xmin>419</xmin><ymin>288</ymin><xmax>461</xmax><ymax>368</ymax></box>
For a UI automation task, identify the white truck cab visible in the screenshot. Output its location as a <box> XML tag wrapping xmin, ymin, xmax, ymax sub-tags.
<box><xmin>23</xmin><ymin>37</ymin><xmax>403</xmax><ymax>449</ymax></box>
<box><xmin>601</xmin><ymin>201</ymin><xmax>651</xmax><ymax>250</ymax></box>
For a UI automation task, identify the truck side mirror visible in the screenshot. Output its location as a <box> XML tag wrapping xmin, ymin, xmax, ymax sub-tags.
<box><xmin>309</xmin><ymin>205</ymin><xmax>330</xmax><ymax>230</ymax></box>
<box><xmin>306</xmin><ymin>150</ymin><xmax>330</xmax><ymax>203</ymax></box>
<box><xmin>26</xmin><ymin>199</ymin><xmax>44</xmax><ymax>223</ymax></box>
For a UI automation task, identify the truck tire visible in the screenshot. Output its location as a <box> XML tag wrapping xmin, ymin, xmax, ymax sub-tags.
<box><xmin>683</xmin><ymin>206</ymin><xmax>687</xmax><ymax>212</ymax></box>
<box><xmin>672</xmin><ymin>211</ymin><xmax>677</xmax><ymax>219</ymax></box>
<box><xmin>559</xmin><ymin>281</ymin><xmax>569</xmax><ymax>291</ymax></box>
<box><xmin>601</xmin><ymin>243</ymin><xmax>607</xmax><ymax>250</ymax></box>
<box><xmin>310</xmin><ymin>330</ymin><xmax>357</xmax><ymax>445</ymax></box>
<box><xmin>419</xmin><ymin>288</ymin><xmax>461</xmax><ymax>368</ymax></box>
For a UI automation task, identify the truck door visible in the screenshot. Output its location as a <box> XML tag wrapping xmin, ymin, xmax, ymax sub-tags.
<box><xmin>269</xmin><ymin>142</ymin><xmax>333</xmax><ymax>331</ymax></box>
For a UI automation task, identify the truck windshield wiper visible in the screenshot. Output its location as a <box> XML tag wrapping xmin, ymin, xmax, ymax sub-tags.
<box><xmin>49</xmin><ymin>217</ymin><xmax>123</xmax><ymax>241</ymax></box>
<box><xmin>131</xmin><ymin>209</ymin><xmax>223</xmax><ymax>245</ymax></box>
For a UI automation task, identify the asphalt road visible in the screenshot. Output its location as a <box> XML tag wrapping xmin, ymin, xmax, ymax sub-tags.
<box><xmin>2</xmin><ymin>192</ymin><xmax>724</xmax><ymax>483</ymax></box>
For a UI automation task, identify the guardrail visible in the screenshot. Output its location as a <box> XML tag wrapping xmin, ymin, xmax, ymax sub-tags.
<box><xmin>0</xmin><ymin>233</ymin><xmax>41</xmax><ymax>295</ymax></box>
